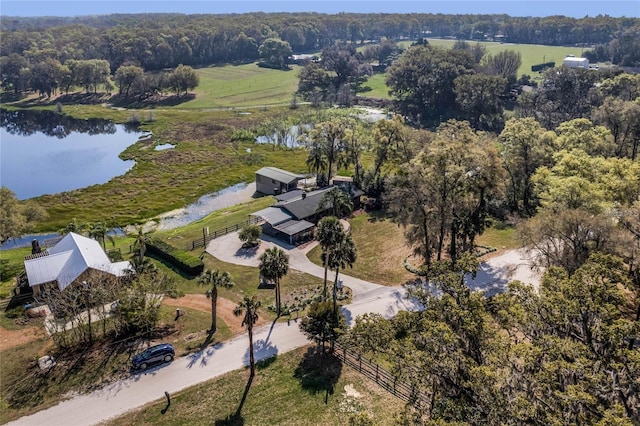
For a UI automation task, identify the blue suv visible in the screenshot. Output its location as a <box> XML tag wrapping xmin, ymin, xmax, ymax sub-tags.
<box><xmin>132</xmin><ymin>343</ymin><xmax>175</xmax><ymax>370</ymax></box>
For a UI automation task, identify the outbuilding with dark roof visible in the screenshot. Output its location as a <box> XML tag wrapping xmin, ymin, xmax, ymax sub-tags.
<box><xmin>255</xmin><ymin>167</ymin><xmax>303</xmax><ymax>195</ymax></box>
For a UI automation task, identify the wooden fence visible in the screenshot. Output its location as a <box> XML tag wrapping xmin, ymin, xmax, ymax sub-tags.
<box><xmin>333</xmin><ymin>342</ymin><xmax>429</xmax><ymax>408</ymax></box>
<box><xmin>190</xmin><ymin>216</ymin><xmax>261</xmax><ymax>250</ymax></box>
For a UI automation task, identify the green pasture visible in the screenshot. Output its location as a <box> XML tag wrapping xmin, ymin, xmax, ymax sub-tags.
<box><xmin>108</xmin><ymin>346</ymin><xmax>404</xmax><ymax>426</ymax></box>
<box><xmin>423</xmin><ymin>38</ymin><xmax>587</xmax><ymax>79</ymax></box>
<box><xmin>366</xmin><ymin>39</ymin><xmax>586</xmax><ymax>98</ymax></box>
<box><xmin>179</xmin><ymin>63</ymin><xmax>303</xmax><ymax>109</ymax></box>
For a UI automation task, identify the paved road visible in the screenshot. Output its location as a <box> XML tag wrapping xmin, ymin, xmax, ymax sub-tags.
<box><xmin>9</xmin><ymin>232</ymin><xmax>539</xmax><ymax>426</ymax></box>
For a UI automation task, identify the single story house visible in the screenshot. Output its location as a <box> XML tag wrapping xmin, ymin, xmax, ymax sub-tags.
<box><xmin>251</xmin><ymin>182</ymin><xmax>363</xmax><ymax>245</ymax></box>
<box><xmin>24</xmin><ymin>232</ymin><xmax>132</xmax><ymax>294</ymax></box>
<box><xmin>255</xmin><ymin>167</ymin><xmax>304</xmax><ymax>195</ymax></box>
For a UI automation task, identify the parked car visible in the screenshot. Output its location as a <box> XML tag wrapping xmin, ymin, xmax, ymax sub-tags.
<box><xmin>132</xmin><ymin>343</ymin><xmax>175</xmax><ymax>370</ymax></box>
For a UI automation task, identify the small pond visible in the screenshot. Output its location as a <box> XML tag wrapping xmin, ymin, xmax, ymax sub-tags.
<box><xmin>255</xmin><ymin>124</ymin><xmax>310</xmax><ymax>148</ymax></box>
<box><xmin>0</xmin><ymin>109</ymin><xmax>146</xmax><ymax>200</ymax></box>
<box><xmin>155</xmin><ymin>143</ymin><xmax>175</xmax><ymax>151</ymax></box>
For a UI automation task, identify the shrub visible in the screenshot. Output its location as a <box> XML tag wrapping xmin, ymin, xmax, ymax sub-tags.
<box><xmin>146</xmin><ymin>238</ymin><xmax>204</xmax><ymax>276</ymax></box>
<box><xmin>5</xmin><ymin>306</ymin><xmax>25</xmax><ymax>319</ymax></box>
<box><xmin>239</xmin><ymin>224</ymin><xmax>262</xmax><ymax>248</ymax></box>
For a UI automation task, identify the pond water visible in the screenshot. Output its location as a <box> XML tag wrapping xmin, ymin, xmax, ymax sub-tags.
<box><xmin>0</xmin><ymin>109</ymin><xmax>146</xmax><ymax>200</ymax></box>
<box><xmin>152</xmin><ymin>182</ymin><xmax>256</xmax><ymax>231</ymax></box>
<box><xmin>155</xmin><ymin>143</ymin><xmax>175</xmax><ymax>151</ymax></box>
<box><xmin>1</xmin><ymin>182</ymin><xmax>257</xmax><ymax>250</ymax></box>
<box><xmin>255</xmin><ymin>124</ymin><xmax>310</xmax><ymax>148</ymax></box>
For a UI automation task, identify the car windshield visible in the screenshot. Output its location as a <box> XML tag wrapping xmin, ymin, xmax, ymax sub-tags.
<box><xmin>139</xmin><ymin>349</ymin><xmax>153</xmax><ymax>359</ymax></box>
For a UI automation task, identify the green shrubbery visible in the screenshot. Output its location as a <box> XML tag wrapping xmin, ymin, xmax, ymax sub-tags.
<box><xmin>146</xmin><ymin>238</ymin><xmax>204</xmax><ymax>276</ymax></box>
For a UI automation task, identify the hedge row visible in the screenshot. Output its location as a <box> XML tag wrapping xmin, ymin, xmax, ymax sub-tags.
<box><xmin>531</xmin><ymin>61</ymin><xmax>556</xmax><ymax>72</ymax></box>
<box><xmin>147</xmin><ymin>238</ymin><xmax>204</xmax><ymax>276</ymax></box>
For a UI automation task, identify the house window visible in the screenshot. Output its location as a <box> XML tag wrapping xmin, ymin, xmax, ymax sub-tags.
<box><xmin>272</xmin><ymin>179</ymin><xmax>276</xmax><ymax>184</ymax></box>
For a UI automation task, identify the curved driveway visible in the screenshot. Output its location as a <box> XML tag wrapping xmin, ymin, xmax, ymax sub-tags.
<box><xmin>9</xmin><ymin>233</ymin><xmax>415</xmax><ymax>426</ymax></box>
<box><xmin>10</xmin><ymin>231</ymin><xmax>539</xmax><ymax>425</ymax></box>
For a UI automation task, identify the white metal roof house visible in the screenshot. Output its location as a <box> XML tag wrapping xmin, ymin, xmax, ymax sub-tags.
<box><xmin>255</xmin><ymin>167</ymin><xmax>304</xmax><ymax>195</ymax></box>
<box><xmin>24</xmin><ymin>232</ymin><xmax>132</xmax><ymax>293</ymax></box>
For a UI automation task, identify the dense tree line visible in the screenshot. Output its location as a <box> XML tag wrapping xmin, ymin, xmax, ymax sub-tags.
<box><xmin>1</xmin><ymin>12</ymin><xmax>638</xmax><ymax>78</ymax></box>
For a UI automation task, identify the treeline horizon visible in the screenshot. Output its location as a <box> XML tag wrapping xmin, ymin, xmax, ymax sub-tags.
<box><xmin>1</xmin><ymin>12</ymin><xmax>639</xmax><ymax>74</ymax></box>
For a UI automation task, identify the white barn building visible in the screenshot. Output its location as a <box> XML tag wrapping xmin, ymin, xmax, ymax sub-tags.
<box><xmin>563</xmin><ymin>56</ymin><xmax>589</xmax><ymax>69</ymax></box>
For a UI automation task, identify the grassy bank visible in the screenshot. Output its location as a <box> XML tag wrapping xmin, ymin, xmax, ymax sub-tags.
<box><xmin>108</xmin><ymin>346</ymin><xmax>405</xmax><ymax>426</ymax></box>
<box><xmin>29</xmin><ymin>106</ymin><xmax>312</xmax><ymax>232</ymax></box>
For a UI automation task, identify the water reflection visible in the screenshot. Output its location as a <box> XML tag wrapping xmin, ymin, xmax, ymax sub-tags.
<box><xmin>0</xmin><ymin>108</ymin><xmax>138</xmax><ymax>138</ymax></box>
<box><xmin>0</xmin><ymin>109</ymin><xmax>144</xmax><ymax>199</ymax></box>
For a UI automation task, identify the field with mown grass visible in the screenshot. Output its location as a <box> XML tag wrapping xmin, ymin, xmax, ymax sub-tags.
<box><xmin>107</xmin><ymin>345</ymin><xmax>405</xmax><ymax>426</ymax></box>
<box><xmin>308</xmin><ymin>211</ymin><xmax>415</xmax><ymax>287</ymax></box>
<box><xmin>179</xmin><ymin>63</ymin><xmax>303</xmax><ymax>109</ymax></box>
<box><xmin>363</xmin><ymin>39</ymin><xmax>588</xmax><ymax>99</ymax></box>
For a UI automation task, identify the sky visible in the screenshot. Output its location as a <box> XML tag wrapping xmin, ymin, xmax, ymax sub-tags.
<box><xmin>1</xmin><ymin>0</ymin><xmax>639</xmax><ymax>18</ymax></box>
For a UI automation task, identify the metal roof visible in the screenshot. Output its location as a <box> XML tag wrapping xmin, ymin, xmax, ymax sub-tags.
<box><xmin>278</xmin><ymin>187</ymin><xmax>332</xmax><ymax>220</ymax></box>
<box><xmin>255</xmin><ymin>167</ymin><xmax>302</xmax><ymax>185</ymax></box>
<box><xmin>251</xmin><ymin>207</ymin><xmax>293</xmax><ymax>226</ymax></box>
<box><xmin>24</xmin><ymin>232</ymin><xmax>132</xmax><ymax>291</ymax></box>
<box><xmin>275</xmin><ymin>189</ymin><xmax>305</xmax><ymax>202</ymax></box>
<box><xmin>273</xmin><ymin>220</ymin><xmax>315</xmax><ymax>236</ymax></box>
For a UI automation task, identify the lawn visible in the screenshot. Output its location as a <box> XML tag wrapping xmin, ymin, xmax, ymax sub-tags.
<box><xmin>419</xmin><ymin>38</ymin><xmax>586</xmax><ymax>79</ymax></box>
<box><xmin>179</xmin><ymin>63</ymin><xmax>303</xmax><ymax>109</ymax></box>
<box><xmin>360</xmin><ymin>73</ymin><xmax>392</xmax><ymax>99</ymax></box>
<box><xmin>362</xmin><ymin>39</ymin><xmax>590</xmax><ymax>98</ymax></box>
<box><xmin>107</xmin><ymin>345</ymin><xmax>405</xmax><ymax>426</ymax></box>
<box><xmin>308</xmin><ymin>211</ymin><xmax>415</xmax><ymax>287</ymax></box>
<box><xmin>476</xmin><ymin>225</ymin><xmax>521</xmax><ymax>251</ymax></box>
<box><xmin>157</xmin><ymin>196</ymin><xmax>276</xmax><ymax>251</ymax></box>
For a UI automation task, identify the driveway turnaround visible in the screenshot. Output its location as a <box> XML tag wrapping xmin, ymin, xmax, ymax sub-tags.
<box><xmin>9</xmin><ymin>231</ymin><xmax>539</xmax><ymax>426</ymax></box>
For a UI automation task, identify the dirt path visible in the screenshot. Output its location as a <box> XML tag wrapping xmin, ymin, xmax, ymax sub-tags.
<box><xmin>162</xmin><ymin>294</ymin><xmax>268</xmax><ymax>335</ymax></box>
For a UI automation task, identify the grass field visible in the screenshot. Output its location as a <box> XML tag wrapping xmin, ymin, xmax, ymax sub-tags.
<box><xmin>108</xmin><ymin>346</ymin><xmax>404</xmax><ymax>426</ymax></box>
<box><xmin>416</xmin><ymin>39</ymin><xmax>586</xmax><ymax>79</ymax></box>
<box><xmin>308</xmin><ymin>211</ymin><xmax>415</xmax><ymax>287</ymax></box>
<box><xmin>179</xmin><ymin>63</ymin><xmax>302</xmax><ymax>109</ymax></box>
<box><xmin>363</xmin><ymin>39</ymin><xmax>588</xmax><ymax>98</ymax></box>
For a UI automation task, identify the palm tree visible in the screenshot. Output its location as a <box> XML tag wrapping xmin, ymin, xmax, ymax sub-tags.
<box><xmin>234</xmin><ymin>296</ymin><xmax>261</xmax><ymax>378</ymax></box>
<box><xmin>315</xmin><ymin>216</ymin><xmax>345</xmax><ymax>300</ymax></box>
<box><xmin>59</xmin><ymin>217</ymin><xmax>88</xmax><ymax>235</ymax></box>
<box><xmin>130</xmin><ymin>225</ymin><xmax>153</xmax><ymax>262</ymax></box>
<box><xmin>198</xmin><ymin>269</ymin><xmax>235</xmax><ymax>334</ymax></box>
<box><xmin>88</xmin><ymin>221</ymin><xmax>115</xmax><ymax>250</ymax></box>
<box><xmin>259</xmin><ymin>247</ymin><xmax>289</xmax><ymax>316</ymax></box>
<box><xmin>306</xmin><ymin>140</ymin><xmax>328</xmax><ymax>183</ymax></box>
<box><xmin>325</xmin><ymin>233</ymin><xmax>357</xmax><ymax>314</ymax></box>
<box><xmin>318</xmin><ymin>186</ymin><xmax>353</xmax><ymax>218</ymax></box>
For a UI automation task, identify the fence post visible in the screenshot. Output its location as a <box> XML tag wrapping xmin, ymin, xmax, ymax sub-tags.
<box><xmin>376</xmin><ymin>364</ymin><xmax>379</xmax><ymax>381</ymax></box>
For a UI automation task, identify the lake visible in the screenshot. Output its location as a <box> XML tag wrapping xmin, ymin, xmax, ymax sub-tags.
<box><xmin>0</xmin><ymin>109</ymin><xmax>146</xmax><ymax>200</ymax></box>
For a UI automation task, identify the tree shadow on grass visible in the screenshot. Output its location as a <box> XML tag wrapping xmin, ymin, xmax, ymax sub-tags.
<box><xmin>214</xmin><ymin>374</ymin><xmax>253</xmax><ymax>426</ymax></box>
<box><xmin>293</xmin><ymin>345</ymin><xmax>343</xmax><ymax>404</ymax></box>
